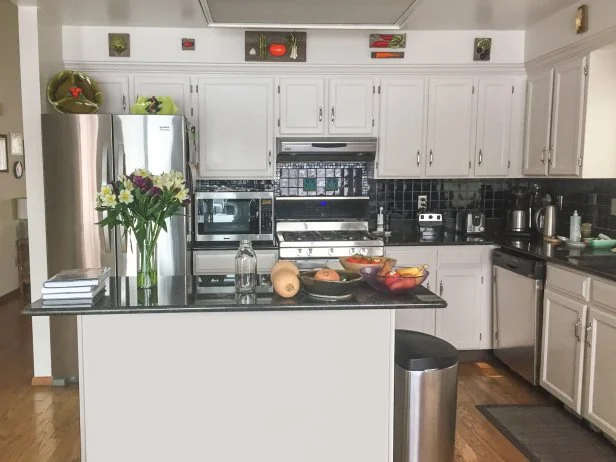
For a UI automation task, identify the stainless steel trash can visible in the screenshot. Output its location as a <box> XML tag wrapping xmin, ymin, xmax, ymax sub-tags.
<box><xmin>394</xmin><ymin>330</ymin><xmax>458</xmax><ymax>462</ymax></box>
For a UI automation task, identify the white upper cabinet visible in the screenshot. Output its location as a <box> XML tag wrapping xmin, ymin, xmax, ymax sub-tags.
<box><xmin>474</xmin><ymin>78</ymin><xmax>513</xmax><ymax>177</ymax></box>
<box><xmin>197</xmin><ymin>77</ymin><xmax>274</xmax><ymax>179</ymax></box>
<box><xmin>278</xmin><ymin>78</ymin><xmax>325</xmax><ymax>135</ymax></box>
<box><xmin>88</xmin><ymin>73</ymin><xmax>130</xmax><ymax>114</ymax></box>
<box><xmin>426</xmin><ymin>78</ymin><xmax>475</xmax><ymax>178</ymax></box>
<box><xmin>328</xmin><ymin>78</ymin><xmax>376</xmax><ymax>135</ymax></box>
<box><xmin>376</xmin><ymin>78</ymin><xmax>426</xmax><ymax>178</ymax></box>
<box><xmin>549</xmin><ymin>57</ymin><xmax>587</xmax><ymax>177</ymax></box>
<box><xmin>132</xmin><ymin>75</ymin><xmax>193</xmax><ymax>117</ymax></box>
<box><xmin>523</xmin><ymin>70</ymin><xmax>553</xmax><ymax>176</ymax></box>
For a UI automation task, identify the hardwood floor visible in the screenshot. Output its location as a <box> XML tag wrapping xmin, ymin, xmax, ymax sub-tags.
<box><xmin>0</xmin><ymin>297</ymin><xmax>546</xmax><ymax>461</ymax></box>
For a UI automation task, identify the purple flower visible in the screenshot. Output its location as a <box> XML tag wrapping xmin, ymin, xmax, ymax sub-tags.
<box><xmin>182</xmin><ymin>197</ymin><xmax>191</xmax><ymax>205</ymax></box>
<box><xmin>147</xmin><ymin>186</ymin><xmax>163</xmax><ymax>197</ymax></box>
<box><xmin>133</xmin><ymin>175</ymin><xmax>153</xmax><ymax>192</ymax></box>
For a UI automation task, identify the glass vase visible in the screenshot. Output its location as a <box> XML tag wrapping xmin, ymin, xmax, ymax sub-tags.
<box><xmin>136</xmin><ymin>238</ymin><xmax>158</xmax><ymax>289</ymax></box>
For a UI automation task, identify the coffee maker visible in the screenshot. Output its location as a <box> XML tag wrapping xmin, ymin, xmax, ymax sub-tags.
<box><xmin>507</xmin><ymin>187</ymin><xmax>531</xmax><ymax>235</ymax></box>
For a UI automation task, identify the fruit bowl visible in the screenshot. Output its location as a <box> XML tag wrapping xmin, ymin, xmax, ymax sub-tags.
<box><xmin>339</xmin><ymin>256</ymin><xmax>396</xmax><ymax>272</ymax></box>
<box><xmin>299</xmin><ymin>270</ymin><xmax>363</xmax><ymax>299</ymax></box>
<box><xmin>360</xmin><ymin>266</ymin><xmax>429</xmax><ymax>294</ymax></box>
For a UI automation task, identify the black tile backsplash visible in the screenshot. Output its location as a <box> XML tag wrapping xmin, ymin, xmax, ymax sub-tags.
<box><xmin>196</xmin><ymin>175</ymin><xmax>616</xmax><ymax>237</ymax></box>
<box><xmin>370</xmin><ymin>179</ymin><xmax>511</xmax><ymax>221</ymax></box>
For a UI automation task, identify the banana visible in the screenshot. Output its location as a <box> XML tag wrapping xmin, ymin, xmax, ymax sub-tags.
<box><xmin>397</xmin><ymin>266</ymin><xmax>426</xmax><ymax>277</ymax></box>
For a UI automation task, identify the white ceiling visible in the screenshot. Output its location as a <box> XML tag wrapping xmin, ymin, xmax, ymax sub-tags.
<box><xmin>30</xmin><ymin>0</ymin><xmax>579</xmax><ymax>30</ymax></box>
<box><xmin>403</xmin><ymin>0</ymin><xmax>581</xmax><ymax>30</ymax></box>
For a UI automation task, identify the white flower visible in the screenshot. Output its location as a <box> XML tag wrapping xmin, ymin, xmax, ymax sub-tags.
<box><xmin>100</xmin><ymin>184</ymin><xmax>113</xmax><ymax>196</ymax></box>
<box><xmin>152</xmin><ymin>174</ymin><xmax>164</xmax><ymax>189</ymax></box>
<box><xmin>119</xmin><ymin>175</ymin><xmax>134</xmax><ymax>191</ymax></box>
<box><xmin>175</xmin><ymin>188</ymin><xmax>189</xmax><ymax>202</ymax></box>
<box><xmin>133</xmin><ymin>168</ymin><xmax>151</xmax><ymax>178</ymax></box>
<box><xmin>100</xmin><ymin>193</ymin><xmax>117</xmax><ymax>208</ymax></box>
<box><xmin>118</xmin><ymin>189</ymin><xmax>134</xmax><ymax>205</ymax></box>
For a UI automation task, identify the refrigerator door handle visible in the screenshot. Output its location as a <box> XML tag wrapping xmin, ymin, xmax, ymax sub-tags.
<box><xmin>118</xmin><ymin>143</ymin><xmax>127</xmax><ymax>177</ymax></box>
<box><xmin>101</xmin><ymin>143</ymin><xmax>112</xmax><ymax>252</ymax></box>
<box><xmin>186</xmin><ymin>162</ymin><xmax>198</xmax><ymax>194</ymax></box>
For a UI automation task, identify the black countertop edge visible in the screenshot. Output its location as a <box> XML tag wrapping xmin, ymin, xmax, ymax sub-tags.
<box><xmin>22</xmin><ymin>276</ymin><xmax>447</xmax><ymax>316</ymax></box>
<box><xmin>384</xmin><ymin>234</ymin><xmax>496</xmax><ymax>246</ymax></box>
<box><xmin>497</xmin><ymin>240</ymin><xmax>616</xmax><ymax>282</ymax></box>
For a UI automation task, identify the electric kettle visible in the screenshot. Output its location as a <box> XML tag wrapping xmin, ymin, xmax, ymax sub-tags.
<box><xmin>534</xmin><ymin>205</ymin><xmax>558</xmax><ymax>238</ymax></box>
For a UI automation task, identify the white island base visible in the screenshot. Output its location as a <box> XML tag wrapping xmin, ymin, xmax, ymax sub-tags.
<box><xmin>77</xmin><ymin>309</ymin><xmax>396</xmax><ymax>462</ymax></box>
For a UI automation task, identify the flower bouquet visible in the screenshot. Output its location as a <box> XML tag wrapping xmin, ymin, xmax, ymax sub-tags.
<box><xmin>96</xmin><ymin>168</ymin><xmax>190</xmax><ymax>288</ymax></box>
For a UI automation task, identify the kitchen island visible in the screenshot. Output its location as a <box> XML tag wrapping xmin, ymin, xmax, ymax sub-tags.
<box><xmin>25</xmin><ymin>276</ymin><xmax>446</xmax><ymax>462</ymax></box>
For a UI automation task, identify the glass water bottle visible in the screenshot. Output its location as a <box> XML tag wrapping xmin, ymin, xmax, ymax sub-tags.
<box><xmin>235</xmin><ymin>240</ymin><xmax>257</xmax><ymax>294</ymax></box>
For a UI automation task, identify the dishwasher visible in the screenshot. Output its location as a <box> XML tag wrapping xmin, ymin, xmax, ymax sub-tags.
<box><xmin>492</xmin><ymin>249</ymin><xmax>546</xmax><ymax>385</ymax></box>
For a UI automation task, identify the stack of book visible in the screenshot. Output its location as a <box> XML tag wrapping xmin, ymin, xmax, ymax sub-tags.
<box><xmin>42</xmin><ymin>268</ymin><xmax>111</xmax><ymax>307</ymax></box>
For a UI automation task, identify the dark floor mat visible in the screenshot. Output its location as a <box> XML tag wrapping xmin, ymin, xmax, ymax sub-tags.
<box><xmin>476</xmin><ymin>404</ymin><xmax>616</xmax><ymax>462</ymax></box>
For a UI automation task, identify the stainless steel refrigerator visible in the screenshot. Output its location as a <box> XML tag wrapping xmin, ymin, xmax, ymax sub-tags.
<box><xmin>41</xmin><ymin>114</ymin><xmax>189</xmax><ymax>380</ymax></box>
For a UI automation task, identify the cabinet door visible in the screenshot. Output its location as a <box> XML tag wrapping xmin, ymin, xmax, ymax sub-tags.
<box><xmin>197</xmin><ymin>77</ymin><xmax>274</xmax><ymax>179</ymax></box>
<box><xmin>523</xmin><ymin>70</ymin><xmax>553</xmax><ymax>176</ymax></box>
<box><xmin>549</xmin><ymin>57</ymin><xmax>587</xmax><ymax>176</ymax></box>
<box><xmin>541</xmin><ymin>289</ymin><xmax>587</xmax><ymax>414</ymax></box>
<box><xmin>328</xmin><ymin>78</ymin><xmax>375</xmax><ymax>135</ymax></box>
<box><xmin>88</xmin><ymin>73</ymin><xmax>130</xmax><ymax>114</ymax></box>
<box><xmin>426</xmin><ymin>78</ymin><xmax>475</xmax><ymax>177</ymax></box>
<box><xmin>474</xmin><ymin>78</ymin><xmax>513</xmax><ymax>177</ymax></box>
<box><xmin>435</xmin><ymin>268</ymin><xmax>482</xmax><ymax>350</ymax></box>
<box><xmin>583</xmin><ymin>306</ymin><xmax>616</xmax><ymax>440</ymax></box>
<box><xmin>376</xmin><ymin>78</ymin><xmax>426</xmax><ymax>178</ymax></box>
<box><xmin>132</xmin><ymin>75</ymin><xmax>192</xmax><ymax>116</ymax></box>
<box><xmin>278</xmin><ymin>78</ymin><xmax>325</xmax><ymax>135</ymax></box>
<box><xmin>385</xmin><ymin>247</ymin><xmax>437</xmax><ymax>335</ymax></box>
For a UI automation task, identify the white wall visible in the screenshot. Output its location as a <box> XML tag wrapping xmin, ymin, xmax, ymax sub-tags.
<box><xmin>0</xmin><ymin>0</ymin><xmax>26</xmax><ymax>298</ymax></box>
<box><xmin>63</xmin><ymin>26</ymin><xmax>525</xmax><ymax>66</ymax></box>
<box><xmin>525</xmin><ymin>0</ymin><xmax>616</xmax><ymax>62</ymax></box>
<box><xmin>18</xmin><ymin>3</ymin><xmax>64</xmax><ymax>377</ymax></box>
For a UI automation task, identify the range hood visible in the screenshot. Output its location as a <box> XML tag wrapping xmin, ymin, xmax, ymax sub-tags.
<box><xmin>276</xmin><ymin>137</ymin><xmax>377</xmax><ymax>161</ymax></box>
<box><xmin>197</xmin><ymin>0</ymin><xmax>420</xmax><ymax>29</ymax></box>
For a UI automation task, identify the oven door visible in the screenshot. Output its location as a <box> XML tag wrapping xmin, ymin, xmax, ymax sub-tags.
<box><xmin>194</xmin><ymin>194</ymin><xmax>260</xmax><ymax>241</ymax></box>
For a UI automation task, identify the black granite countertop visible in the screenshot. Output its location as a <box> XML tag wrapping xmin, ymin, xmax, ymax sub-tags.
<box><xmin>498</xmin><ymin>239</ymin><xmax>616</xmax><ymax>282</ymax></box>
<box><xmin>23</xmin><ymin>275</ymin><xmax>447</xmax><ymax>316</ymax></box>
<box><xmin>384</xmin><ymin>230</ymin><xmax>496</xmax><ymax>246</ymax></box>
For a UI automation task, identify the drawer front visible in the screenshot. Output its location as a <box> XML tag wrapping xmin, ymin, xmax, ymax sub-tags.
<box><xmin>194</xmin><ymin>250</ymin><xmax>278</xmax><ymax>275</ymax></box>
<box><xmin>194</xmin><ymin>251</ymin><xmax>235</xmax><ymax>274</ymax></box>
<box><xmin>591</xmin><ymin>279</ymin><xmax>616</xmax><ymax>313</ymax></box>
<box><xmin>546</xmin><ymin>264</ymin><xmax>590</xmax><ymax>301</ymax></box>
<box><xmin>437</xmin><ymin>246</ymin><xmax>483</xmax><ymax>267</ymax></box>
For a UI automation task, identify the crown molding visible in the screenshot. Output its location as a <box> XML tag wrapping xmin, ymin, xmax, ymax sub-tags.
<box><xmin>65</xmin><ymin>61</ymin><xmax>526</xmax><ymax>76</ymax></box>
<box><xmin>526</xmin><ymin>25</ymin><xmax>616</xmax><ymax>71</ymax></box>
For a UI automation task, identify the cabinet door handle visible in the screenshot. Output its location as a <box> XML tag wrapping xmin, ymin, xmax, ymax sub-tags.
<box><xmin>331</xmin><ymin>107</ymin><xmax>335</xmax><ymax>123</ymax></box>
<box><xmin>574</xmin><ymin>317</ymin><xmax>582</xmax><ymax>342</ymax></box>
<box><xmin>439</xmin><ymin>280</ymin><xmax>443</xmax><ymax>297</ymax></box>
<box><xmin>268</xmin><ymin>150</ymin><xmax>272</xmax><ymax>167</ymax></box>
<box><xmin>548</xmin><ymin>147</ymin><xmax>553</xmax><ymax>165</ymax></box>
<box><xmin>429</xmin><ymin>149</ymin><xmax>434</xmax><ymax>166</ymax></box>
<box><xmin>478</xmin><ymin>149</ymin><xmax>483</xmax><ymax>166</ymax></box>
<box><xmin>541</xmin><ymin>148</ymin><xmax>546</xmax><ymax>165</ymax></box>
<box><xmin>416</xmin><ymin>150</ymin><xmax>420</xmax><ymax>167</ymax></box>
<box><xmin>586</xmin><ymin>323</ymin><xmax>593</xmax><ymax>348</ymax></box>
<box><xmin>426</xmin><ymin>280</ymin><xmax>430</xmax><ymax>291</ymax></box>
<box><xmin>122</xmin><ymin>94</ymin><xmax>127</xmax><ymax>112</ymax></box>
<box><xmin>319</xmin><ymin>106</ymin><xmax>323</xmax><ymax>122</ymax></box>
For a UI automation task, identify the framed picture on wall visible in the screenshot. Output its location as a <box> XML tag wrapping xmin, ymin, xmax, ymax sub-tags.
<box><xmin>0</xmin><ymin>135</ymin><xmax>8</xmax><ymax>172</ymax></box>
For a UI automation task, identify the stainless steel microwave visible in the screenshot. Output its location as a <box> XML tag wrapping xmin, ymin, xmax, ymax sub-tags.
<box><xmin>194</xmin><ymin>191</ymin><xmax>274</xmax><ymax>242</ymax></box>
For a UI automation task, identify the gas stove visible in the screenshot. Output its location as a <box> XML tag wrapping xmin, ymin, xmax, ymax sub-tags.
<box><xmin>277</xmin><ymin>222</ymin><xmax>384</xmax><ymax>259</ymax></box>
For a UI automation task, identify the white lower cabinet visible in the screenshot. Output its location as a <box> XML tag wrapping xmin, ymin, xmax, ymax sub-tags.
<box><xmin>584</xmin><ymin>305</ymin><xmax>616</xmax><ymax>441</ymax></box>
<box><xmin>193</xmin><ymin>249</ymin><xmax>278</xmax><ymax>275</ymax></box>
<box><xmin>541</xmin><ymin>264</ymin><xmax>616</xmax><ymax>441</ymax></box>
<box><xmin>435</xmin><ymin>268</ymin><xmax>482</xmax><ymax>350</ymax></box>
<box><xmin>541</xmin><ymin>288</ymin><xmax>587</xmax><ymax>413</ymax></box>
<box><xmin>385</xmin><ymin>245</ymin><xmax>491</xmax><ymax>348</ymax></box>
